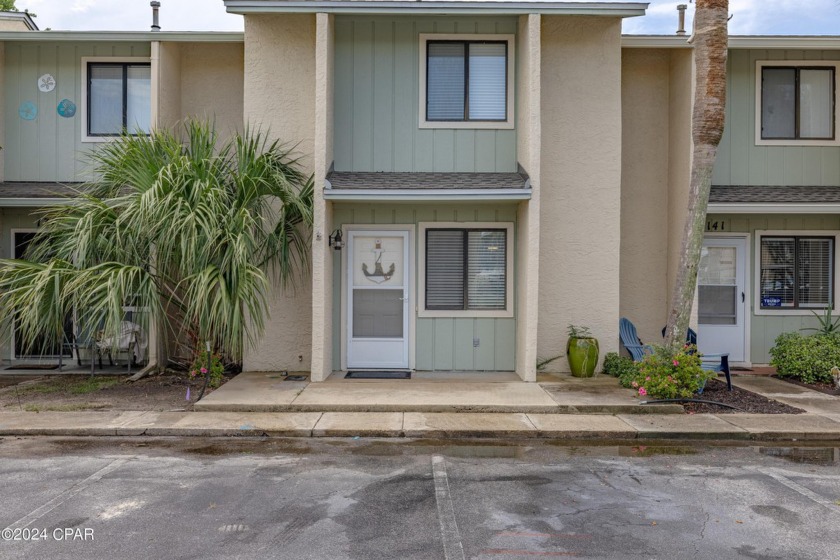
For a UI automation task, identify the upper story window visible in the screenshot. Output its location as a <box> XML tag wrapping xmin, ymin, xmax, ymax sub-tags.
<box><xmin>82</xmin><ymin>58</ymin><xmax>151</xmax><ymax>141</ymax></box>
<box><xmin>419</xmin><ymin>34</ymin><xmax>514</xmax><ymax>130</ymax></box>
<box><xmin>757</xmin><ymin>61</ymin><xmax>839</xmax><ymax>146</ymax></box>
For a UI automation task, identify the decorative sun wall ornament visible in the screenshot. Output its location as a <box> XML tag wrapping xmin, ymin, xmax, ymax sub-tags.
<box><xmin>19</xmin><ymin>101</ymin><xmax>37</xmax><ymax>121</ymax></box>
<box><xmin>57</xmin><ymin>99</ymin><xmax>76</xmax><ymax>118</ymax></box>
<box><xmin>38</xmin><ymin>74</ymin><xmax>56</xmax><ymax>93</ymax></box>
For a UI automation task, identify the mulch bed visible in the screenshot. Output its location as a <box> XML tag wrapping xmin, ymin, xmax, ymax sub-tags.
<box><xmin>0</xmin><ymin>371</ymin><xmax>234</xmax><ymax>412</ymax></box>
<box><xmin>682</xmin><ymin>379</ymin><xmax>805</xmax><ymax>414</ymax></box>
<box><xmin>773</xmin><ymin>375</ymin><xmax>840</xmax><ymax>396</ymax></box>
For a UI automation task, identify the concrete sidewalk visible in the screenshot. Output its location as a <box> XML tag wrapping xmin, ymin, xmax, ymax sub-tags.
<box><xmin>3</xmin><ymin>409</ymin><xmax>840</xmax><ymax>441</ymax></box>
<box><xmin>193</xmin><ymin>371</ymin><xmax>686</xmax><ymax>414</ymax></box>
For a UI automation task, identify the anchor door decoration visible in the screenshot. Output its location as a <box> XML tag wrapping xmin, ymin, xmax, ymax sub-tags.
<box><xmin>347</xmin><ymin>231</ymin><xmax>410</xmax><ymax>369</ymax></box>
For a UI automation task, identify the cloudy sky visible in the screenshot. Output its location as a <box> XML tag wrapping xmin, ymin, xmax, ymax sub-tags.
<box><xmin>13</xmin><ymin>0</ymin><xmax>840</xmax><ymax>35</ymax></box>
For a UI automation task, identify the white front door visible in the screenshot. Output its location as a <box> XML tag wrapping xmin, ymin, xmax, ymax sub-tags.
<box><xmin>347</xmin><ymin>230</ymin><xmax>410</xmax><ymax>369</ymax></box>
<box><xmin>698</xmin><ymin>237</ymin><xmax>748</xmax><ymax>363</ymax></box>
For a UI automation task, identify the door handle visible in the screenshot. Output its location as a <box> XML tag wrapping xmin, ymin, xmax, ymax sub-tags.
<box><xmin>398</xmin><ymin>297</ymin><xmax>406</xmax><ymax>301</ymax></box>
<box><xmin>741</xmin><ymin>292</ymin><xmax>745</xmax><ymax>303</ymax></box>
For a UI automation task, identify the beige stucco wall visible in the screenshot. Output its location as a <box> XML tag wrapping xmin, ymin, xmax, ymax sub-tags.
<box><xmin>538</xmin><ymin>16</ymin><xmax>623</xmax><ymax>370</ymax></box>
<box><xmin>311</xmin><ymin>13</ymin><xmax>334</xmax><ymax>382</ymax></box>
<box><xmin>179</xmin><ymin>42</ymin><xmax>244</xmax><ymax>140</ymax></box>
<box><xmin>619</xmin><ymin>48</ymin><xmax>671</xmax><ymax>345</ymax></box>
<box><xmin>242</xmin><ymin>14</ymin><xmax>316</xmax><ymax>372</ymax></box>
<box><xmin>514</xmin><ymin>14</ymin><xmax>541</xmax><ymax>381</ymax></box>
<box><xmin>0</xmin><ymin>18</ymin><xmax>31</xmax><ymax>31</ymax></box>
<box><xmin>155</xmin><ymin>41</ymin><xmax>243</xmax><ymax>140</ymax></box>
<box><xmin>156</xmin><ymin>41</ymin><xmax>181</xmax><ymax>130</ymax></box>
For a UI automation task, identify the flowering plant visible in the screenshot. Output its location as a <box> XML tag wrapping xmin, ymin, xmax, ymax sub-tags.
<box><xmin>624</xmin><ymin>344</ymin><xmax>714</xmax><ymax>399</ymax></box>
<box><xmin>189</xmin><ymin>349</ymin><xmax>225</xmax><ymax>389</ymax></box>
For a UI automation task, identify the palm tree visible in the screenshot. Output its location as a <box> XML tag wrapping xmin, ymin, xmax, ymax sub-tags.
<box><xmin>664</xmin><ymin>0</ymin><xmax>729</xmax><ymax>349</ymax></box>
<box><xmin>0</xmin><ymin>120</ymin><xmax>313</xmax><ymax>366</ymax></box>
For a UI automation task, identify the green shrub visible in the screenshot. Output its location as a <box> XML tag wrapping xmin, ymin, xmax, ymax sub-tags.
<box><xmin>770</xmin><ymin>332</ymin><xmax>840</xmax><ymax>384</ymax></box>
<box><xmin>603</xmin><ymin>352</ymin><xmax>638</xmax><ymax>383</ymax></box>
<box><xmin>623</xmin><ymin>345</ymin><xmax>714</xmax><ymax>399</ymax></box>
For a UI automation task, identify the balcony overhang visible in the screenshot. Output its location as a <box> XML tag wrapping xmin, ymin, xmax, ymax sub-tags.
<box><xmin>324</xmin><ymin>170</ymin><xmax>531</xmax><ymax>201</ymax></box>
<box><xmin>708</xmin><ymin>185</ymin><xmax>840</xmax><ymax>214</ymax></box>
<box><xmin>225</xmin><ymin>1</ymin><xmax>648</xmax><ymax>17</ymax></box>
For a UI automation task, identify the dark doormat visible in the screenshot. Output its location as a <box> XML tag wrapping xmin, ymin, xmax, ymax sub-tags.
<box><xmin>345</xmin><ymin>371</ymin><xmax>411</xmax><ymax>380</ymax></box>
<box><xmin>285</xmin><ymin>375</ymin><xmax>307</xmax><ymax>382</ymax></box>
<box><xmin>5</xmin><ymin>364</ymin><xmax>60</xmax><ymax>370</ymax></box>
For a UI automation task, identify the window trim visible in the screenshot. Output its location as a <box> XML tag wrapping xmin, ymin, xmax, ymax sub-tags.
<box><xmin>418</xmin><ymin>34</ymin><xmax>515</xmax><ymax>130</ymax></box>
<box><xmin>754</xmin><ymin>230</ymin><xmax>840</xmax><ymax>316</ymax></box>
<box><xmin>81</xmin><ymin>56</ymin><xmax>152</xmax><ymax>143</ymax></box>
<box><xmin>755</xmin><ymin>60</ymin><xmax>840</xmax><ymax>147</ymax></box>
<box><xmin>418</xmin><ymin>222</ymin><xmax>514</xmax><ymax>318</ymax></box>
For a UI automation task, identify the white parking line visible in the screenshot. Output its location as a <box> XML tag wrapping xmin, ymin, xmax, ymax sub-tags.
<box><xmin>6</xmin><ymin>457</ymin><xmax>131</xmax><ymax>529</ymax></box>
<box><xmin>754</xmin><ymin>466</ymin><xmax>840</xmax><ymax>514</ymax></box>
<box><xmin>432</xmin><ymin>455</ymin><xmax>466</xmax><ymax>560</ymax></box>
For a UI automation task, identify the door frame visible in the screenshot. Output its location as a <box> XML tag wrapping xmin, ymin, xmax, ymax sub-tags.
<box><xmin>340</xmin><ymin>224</ymin><xmax>416</xmax><ymax>371</ymax></box>
<box><xmin>701</xmin><ymin>232</ymin><xmax>751</xmax><ymax>367</ymax></box>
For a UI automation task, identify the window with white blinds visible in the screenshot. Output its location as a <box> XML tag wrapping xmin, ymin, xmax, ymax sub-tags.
<box><xmin>426</xmin><ymin>229</ymin><xmax>507</xmax><ymax>311</ymax></box>
<box><xmin>760</xmin><ymin>236</ymin><xmax>834</xmax><ymax>309</ymax></box>
<box><xmin>426</xmin><ymin>40</ymin><xmax>507</xmax><ymax>122</ymax></box>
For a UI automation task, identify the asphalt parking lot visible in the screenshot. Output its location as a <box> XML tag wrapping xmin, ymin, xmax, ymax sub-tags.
<box><xmin>1</xmin><ymin>437</ymin><xmax>839</xmax><ymax>559</ymax></box>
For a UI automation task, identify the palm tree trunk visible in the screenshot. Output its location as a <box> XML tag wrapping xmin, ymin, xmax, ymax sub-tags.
<box><xmin>664</xmin><ymin>0</ymin><xmax>729</xmax><ymax>350</ymax></box>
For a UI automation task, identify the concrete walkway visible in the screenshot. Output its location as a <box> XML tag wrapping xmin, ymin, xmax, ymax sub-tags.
<box><xmin>3</xmin><ymin>374</ymin><xmax>839</xmax><ymax>443</ymax></box>
<box><xmin>2</xmin><ymin>409</ymin><xmax>840</xmax><ymax>441</ymax></box>
<box><xmin>193</xmin><ymin>371</ymin><xmax>685</xmax><ymax>414</ymax></box>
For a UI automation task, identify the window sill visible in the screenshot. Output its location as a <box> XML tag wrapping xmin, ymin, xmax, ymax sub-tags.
<box><xmin>754</xmin><ymin>308</ymin><xmax>836</xmax><ymax>317</ymax></box>
<box><xmin>419</xmin><ymin>120</ymin><xmax>514</xmax><ymax>130</ymax></box>
<box><xmin>418</xmin><ymin>309</ymin><xmax>514</xmax><ymax>319</ymax></box>
<box><xmin>755</xmin><ymin>138</ymin><xmax>840</xmax><ymax>147</ymax></box>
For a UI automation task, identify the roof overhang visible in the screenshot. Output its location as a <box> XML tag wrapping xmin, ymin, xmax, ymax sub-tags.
<box><xmin>0</xmin><ymin>198</ymin><xmax>74</xmax><ymax>207</ymax></box>
<box><xmin>323</xmin><ymin>188</ymin><xmax>531</xmax><ymax>201</ymax></box>
<box><xmin>623</xmin><ymin>35</ymin><xmax>840</xmax><ymax>50</ymax></box>
<box><xmin>225</xmin><ymin>1</ymin><xmax>648</xmax><ymax>17</ymax></box>
<box><xmin>708</xmin><ymin>203</ymin><xmax>840</xmax><ymax>214</ymax></box>
<box><xmin>0</xmin><ymin>31</ymin><xmax>244</xmax><ymax>42</ymax></box>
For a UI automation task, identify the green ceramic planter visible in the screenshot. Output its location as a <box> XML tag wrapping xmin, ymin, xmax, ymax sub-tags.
<box><xmin>566</xmin><ymin>337</ymin><xmax>599</xmax><ymax>378</ymax></box>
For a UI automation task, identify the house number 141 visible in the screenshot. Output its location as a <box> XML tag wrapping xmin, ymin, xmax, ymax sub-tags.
<box><xmin>706</xmin><ymin>221</ymin><xmax>725</xmax><ymax>232</ymax></box>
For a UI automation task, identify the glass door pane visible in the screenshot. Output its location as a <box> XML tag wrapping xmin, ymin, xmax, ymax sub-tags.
<box><xmin>699</xmin><ymin>246</ymin><xmax>738</xmax><ymax>325</ymax></box>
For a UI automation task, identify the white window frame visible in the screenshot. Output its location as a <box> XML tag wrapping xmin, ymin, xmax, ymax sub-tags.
<box><xmin>418</xmin><ymin>222</ymin><xmax>514</xmax><ymax>318</ymax></box>
<box><xmin>755</xmin><ymin>60</ymin><xmax>840</xmax><ymax>147</ymax></box>
<box><xmin>81</xmin><ymin>56</ymin><xmax>152</xmax><ymax>143</ymax></box>
<box><xmin>418</xmin><ymin>34</ymin><xmax>515</xmax><ymax>130</ymax></box>
<box><xmin>754</xmin><ymin>229</ymin><xmax>840</xmax><ymax>316</ymax></box>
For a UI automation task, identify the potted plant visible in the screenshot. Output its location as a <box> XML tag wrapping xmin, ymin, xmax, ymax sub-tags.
<box><xmin>566</xmin><ymin>325</ymin><xmax>599</xmax><ymax>378</ymax></box>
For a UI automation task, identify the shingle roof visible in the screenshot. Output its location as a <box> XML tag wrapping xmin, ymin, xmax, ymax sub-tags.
<box><xmin>710</xmin><ymin>185</ymin><xmax>840</xmax><ymax>204</ymax></box>
<box><xmin>0</xmin><ymin>182</ymin><xmax>84</xmax><ymax>198</ymax></box>
<box><xmin>326</xmin><ymin>171</ymin><xmax>529</xmax><ymax>190</ymax></box>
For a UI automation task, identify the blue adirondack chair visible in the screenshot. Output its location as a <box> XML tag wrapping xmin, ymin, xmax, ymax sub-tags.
<box><xmin>619</xmin><ymin>317</ymin><xmax>732</xmax><ymax>391</ymax></box>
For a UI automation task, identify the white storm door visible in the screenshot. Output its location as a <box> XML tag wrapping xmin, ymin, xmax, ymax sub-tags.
<box><xmin>698</xmin><ymin>237</ymin><xmax>747</xmax><ymax>363</ymax></box>
<box><xmin>347</xmin><ymin>231</ymin><xmax>410</xmax><ymax>369</ymax></box>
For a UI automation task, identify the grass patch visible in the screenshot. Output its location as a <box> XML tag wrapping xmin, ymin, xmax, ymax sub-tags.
<box><xmin>23</xmin><ymin>403</ymin><xmax>112</xmax><ymax>412</ymax></box>
<box><xmin>67</xmin><ymin>378</ymin><xmax>121</xmax><ymax>394</ymax></box>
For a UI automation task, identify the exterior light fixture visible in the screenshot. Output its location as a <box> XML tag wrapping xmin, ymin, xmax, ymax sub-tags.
<box><xmin>328</xmin><ymin>229</ymin><xmax>344</xmax><ymax>250</ymax></box>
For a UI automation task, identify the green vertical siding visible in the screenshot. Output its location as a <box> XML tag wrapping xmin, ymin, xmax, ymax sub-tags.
<box><xmin>332</xmin><ymin>202</ymin><xmax>517</xmax><ymax>371</ymax></box>
<box><xmin>333</xmin><ymin>16</ymin><xmax>518</xmax><ymax>173</ymax></box>
<box><xmin>713</xmin><ymin>49</ymin><xmax>840</xmax><ymax>187</ymax></box>
<box><xmin>706</xmin><ymin>213</ymin><xmax>840</xmax><ymax>363</ymax></box>
<box><xmin>4</xmin><ymin>42</ymin><xmax>152</xmax><ymax>182</ymax></box>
